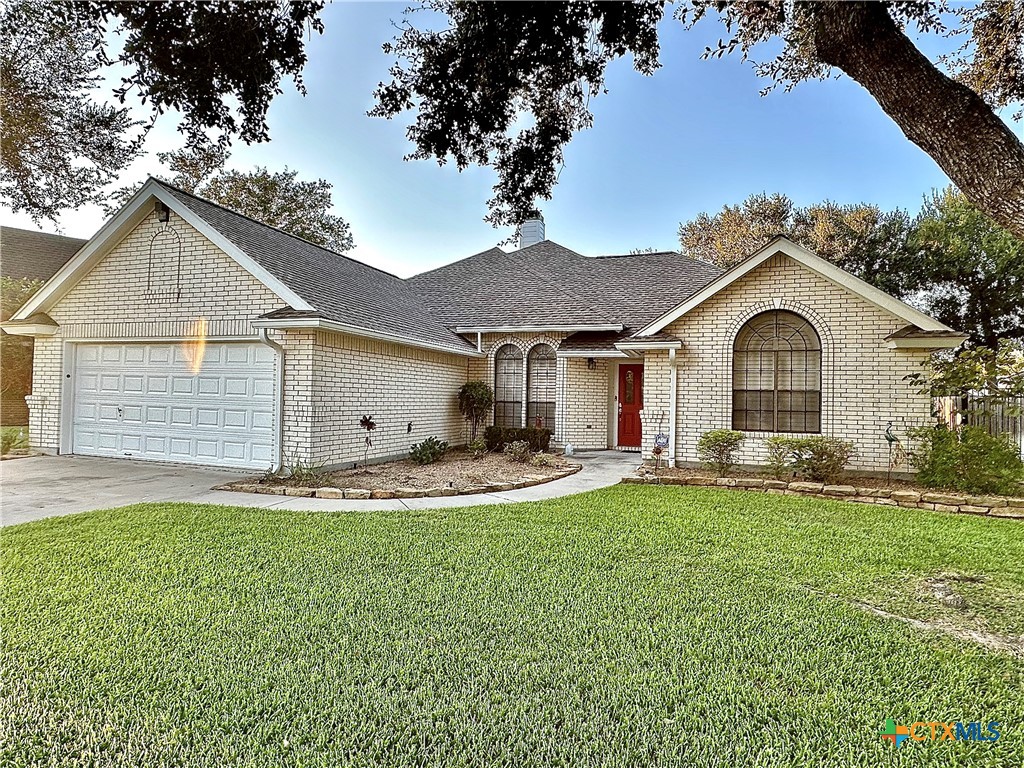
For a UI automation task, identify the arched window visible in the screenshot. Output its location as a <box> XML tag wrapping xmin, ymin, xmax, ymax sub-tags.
<box><xmin>494</xmin><ymin>344</ymin><xmax>523</xmax><ymax>427</ymax></box>
<box><xmin>526</xmin><ymin>344</ymin><xmax>556</xmax><ymax>429</ymax></box>
<box><xmin>733</xmin><ymin>310</ymin><xmax>821</xmax><ymax>433</ymax></box>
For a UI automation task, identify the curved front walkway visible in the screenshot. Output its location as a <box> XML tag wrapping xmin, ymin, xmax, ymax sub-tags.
<box><xmin>1</xmin><ymin>451</ymin><xmax>640</xmax><ymax>526</ymax></box>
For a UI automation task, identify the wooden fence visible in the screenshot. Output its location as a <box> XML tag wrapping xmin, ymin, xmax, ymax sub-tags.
<box><xmin>935</xmin><ymin>395</ymin><xmax>1024</xmax><ymax>457</ymax></box>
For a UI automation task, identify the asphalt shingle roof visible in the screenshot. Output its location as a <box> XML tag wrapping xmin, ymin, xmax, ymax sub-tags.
<box><xmin>1</xmin><ymin>226</ymin><xmax>86</xmax><ymax>282</ymax></box>
<box><xmin>406</xmin><ymin>240</ymin><xmax>722</xmax><ymax>333</ymax></box>
<box><xmin>159</xmin><ymin>181</ymin><xmax>477</xmax><ymax>355</ymax></box>
<box><xmin>157</xmin><ymin>182</ymin><xmax>725</xmax><ymax>355</ymax></box>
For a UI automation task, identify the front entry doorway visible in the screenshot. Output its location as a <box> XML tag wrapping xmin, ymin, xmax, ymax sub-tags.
<box><xmin>617</xmin><ymin>364</ymin><xmax>644</xmax><ymax>448</ymax></box>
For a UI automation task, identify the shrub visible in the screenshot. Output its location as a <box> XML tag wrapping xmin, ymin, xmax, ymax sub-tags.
<box><xmin>503</xmin><ymin>440</ymin><xmax>531</xmax><ymax>463</ymax></box>
<box><xmin>458</xmin><ymin>381</ymin><xmax>494</xmax><ymax>442</ymax></box>
<box><xmin>784</xmin><ymin>437</ymin><xmax>855</xmax><ymax>483</ymax></box>
<box><xmin>530</xmin><ymin>452</ymin><xmax>555</xmax><ymax>467</ymax></box>
<box><xmin>764</xmin><ymin>436</ymin><xmax>794</xmax><ymax>480</ymax></box>
<box><xmin>467</xmin><ymin>437</ymin><xmax>487</xmax><ymax>459</ymax></box>
<box><xmin>910</xmin><ymin>425</ymin><xmax>1024</xmax><ymax>495</ymax></box>
<box><xmin>1</xmin><ymin>428</ymin><xmax>28</xmax><ymax>455</ymax></box>
<box><xmin>483</xmin><ymin>426</ymin><xmax>552</xmax><ymax>453</ymax></box>
<box><xmin>409</xmin><ymin>436</ymin><xmax>449</xmax><ymax>466</ymax></box>
<box><xmin>696</xmin><ymin>429</ymin><xmax>745</xmax><ymax>476</ymax></box>
<box><xmin>285</xmin><ymin>458</ymin><xmax>331</xmax><ymax>487</ymax></box>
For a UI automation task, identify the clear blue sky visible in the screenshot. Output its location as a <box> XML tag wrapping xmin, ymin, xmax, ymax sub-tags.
<box><xmin>3</xmin><ymin>2</ymin><xmax>1017</xmax><ymax>276</ymax></box>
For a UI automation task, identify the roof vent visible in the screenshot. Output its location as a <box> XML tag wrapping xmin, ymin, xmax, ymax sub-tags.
<box><xmin>519</xmin><ymin>213</ymin><xmax>545</xmax><ymax>249</ymax></box>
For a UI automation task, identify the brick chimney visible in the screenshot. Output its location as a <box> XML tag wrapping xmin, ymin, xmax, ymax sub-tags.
<box><xmin>518</xmin><ymin>213</ymin><xmax>545</xmax><ymax>249</ymax></box>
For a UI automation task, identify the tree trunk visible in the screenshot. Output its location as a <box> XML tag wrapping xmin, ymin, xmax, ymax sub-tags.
<box><xmin>809</xmin><ymin>2</ymin><xmax>1024</xmax><ymax>238</ymax></box>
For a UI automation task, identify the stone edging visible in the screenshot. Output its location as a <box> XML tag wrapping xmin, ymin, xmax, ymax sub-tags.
<box><xmin>215</xmin><ymin>464</ymin><xmax>582</xmax><ymax>499</ymax></box>
<box><xmin>620</xmin><ymin>475</ymin><xmax>1024</xmax><ymax>520</ymax></box>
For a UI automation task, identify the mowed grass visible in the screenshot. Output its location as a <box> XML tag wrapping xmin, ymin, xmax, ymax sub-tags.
<box><xmin>2</xmin><ymin>486</ymin><xmax>1023</xmax><ymax>767</ymax></box>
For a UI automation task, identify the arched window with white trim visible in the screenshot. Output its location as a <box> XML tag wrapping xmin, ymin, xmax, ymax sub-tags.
<box><xmin>732</xmin><ymin>310</ymin><xmax>821</xmax><ymax>433</ymax></box>
<box><xmin>494</xmin><ymin>344</ymin><xmax>523</xmax><ymax>427</ymax></box>
<box><xmin>526</xmin><ymin>343</ymin><xmax>556</xmax><ymax>429</ymax></box>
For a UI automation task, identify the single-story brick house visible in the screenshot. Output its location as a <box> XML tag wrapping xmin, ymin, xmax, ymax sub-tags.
<box><xmin>3</xmin><ymin>178</ymin><xmax>966</xmax><ymax>472</ymax></box>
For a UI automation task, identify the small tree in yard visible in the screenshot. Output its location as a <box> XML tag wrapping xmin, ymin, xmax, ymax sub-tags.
<box><xmin>696</xmin><ymin>429</ymin><xmax>746</xmax><ymax>477</ymax></box>
<box><xmin>458</xmin><ymin>381</ymin><xmax>493</xmax><ymax>442</ymax></box>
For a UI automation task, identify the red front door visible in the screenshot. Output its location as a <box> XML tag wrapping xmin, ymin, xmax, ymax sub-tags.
<box><xmin>617</xmin><ymin>364</ymin><xmax>644</xmax><ymax>447</ymax></box>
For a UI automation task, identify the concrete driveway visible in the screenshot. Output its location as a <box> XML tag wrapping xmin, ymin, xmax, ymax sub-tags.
<box><xmin>1</xmin><ymin>451</ymin><xmax>640</xmax><ymax>526</ymax></box>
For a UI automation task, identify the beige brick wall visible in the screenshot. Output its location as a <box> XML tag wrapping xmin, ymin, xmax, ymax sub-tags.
<box><xmin>562</xmin><ymin>357</ymin><xmax>612</xmax><ymax>450</ymax></box>
<box><xmin>656</xmin><ymin>253</ymin><xmax>934</xmax><ymax>472</ymax></box>
<box><xmin>29</xmin><ymin>209</ymin><xmax>285</xmax><ymax>452</ymax></box>
<box><xmin>306</xmin><ymin>330</ymin><xmax>470</xmax><ymax>466</ymax></box>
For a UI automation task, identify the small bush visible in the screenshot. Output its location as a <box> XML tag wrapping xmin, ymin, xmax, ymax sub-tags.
<box><xmin>785</xmin><ymin>437</ymin><xmax>855</xmax><ymax>483</ymax></box>
<box><xmin>483</xmin><ymin>426</ymin><xmax>552</xmax><ymax>453</ymax></box>
<box><xmin>467</xmin><ymin>437</ymin><xmax>487</xmax><ymax>459</ymax></box>
<box><xmin>410</xmin><ymin>436</ymin><xmax>449</xmax><ymax>466</ymax></box>
<box><xmin>696</xmin><ymin>429</ymin><xmax>745</xmax><ymax>476</ymax></box>
<box><xmin>911</xmin><ymin>425</ymin><xmax>1023</xmax><ymax>495</ymax></box>
<box><xmin>503</xmin><ymin>440</ymin><xmax>532</xmax><ymax>463</ymax></box>
<box><xmin>1</xmin><ymin>428</ymin><xmax>28</xmax><ymax>455</ymax></box>
<box><xmin>285</xmin><ymin>458</ymin><xmax>332</xmax><ymax>487</ymax></box>
<box><xmin>530</xmin><ymin>452</ymin><xmax>555</xmax><ymax>467</ymax></box>
<box><xmin>458</xmin><ymin>381</ymin><xmax>494</xmax><ymax>441</ymax></box>
<box><xmin>764</xmin><ymin>437</ymin><xmax>794</xmax><ymax>480</ymax></box>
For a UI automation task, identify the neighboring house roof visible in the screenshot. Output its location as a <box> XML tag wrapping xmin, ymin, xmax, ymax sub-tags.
<box><xmin>407</xmin><ymin>241</ymin><xmax>722</xmax><ymax>333</ymax></box>
<box><xmin>1</xmin><ymin>226</ymin><xmax>86</xmax><ymax>281</ymax></box>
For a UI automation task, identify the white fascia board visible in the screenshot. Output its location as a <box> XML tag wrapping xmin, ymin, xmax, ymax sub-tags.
<box><xmin>615</xmin><ymin>340</ymin><xmax>683</xmax><ymax>351</ymax></box>
<box><xmin>555</xmin><ymin>349</ymin><xmax>628</xmax><ymax>358</ymax></box>
<box><xmin>887</xmin><ymin>335</ymin><xmax>966</xmax><ymax>350</ymax></box>
<box><xmin>454</xmin><ymin>324</ymin><xmax>623</xmax><ymax>334</ymax></box>
<box><xmin>0</xmin><ymin>321</ymin><xmax>58</xmax><ymax>337</ymax></box>
<box><xmin>637</xmin><ymin>237</ymin><xmax>955</xmax><ymax>336</ymax></box>
<box><xmin>13</xmin><ymin>179</ymin><xmax>314</xmax><ymax>321</ymax></box>
<box><xmin>250</xmin><ymin>317</ymin><xmax>484</xmax><ymax>357</ymax></box>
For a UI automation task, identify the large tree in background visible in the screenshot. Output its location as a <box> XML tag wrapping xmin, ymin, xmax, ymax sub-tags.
<box><xmin>372</xmin><ymin>1</ymin><xmax>1024</xmax><ymax>237</ymax></box>
<box><xmin>1</xmin><ymin>0</ymin><xmax>324</xmax><ymax>221</ymax></box>
<box><xmin>911</xmin><ymin>187</ymin><xmax>1024</xmax><ymax>349</ymax></box>
<box><xmin>116</xmin><ymin>146</ymin><xmax>355</xmax><ymax>253</ymax></box>
<box><xmin>678</xmin><ymin>193</ymin><xmax>915</xmax><ymax>296</ymax></box>
<box><xmin>678</xmin><ymin>188</ymin><xmax>1024</xmax><ymax>349</ymax></box>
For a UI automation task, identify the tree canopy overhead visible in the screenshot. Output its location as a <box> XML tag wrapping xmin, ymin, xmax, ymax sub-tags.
<box><xmin>372</xmin><ymin>1</ymin><xmax>1024</xmax><ymax>237</ymax></box>
<box><xmin>1</xmin><ymin>0</ymin><xmax>325</xmax><ymax>222</ymax></box>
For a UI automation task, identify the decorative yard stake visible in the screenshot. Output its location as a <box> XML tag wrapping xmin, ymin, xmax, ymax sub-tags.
<box><xmin>884</xmin><ymin>421</ymin><xmax>906</xmax><ymax>485</ymax></box>
<box><xmin>360</xmin><ymin>415</ymin><xmax>376</xmax><ymax>464</ymax></box>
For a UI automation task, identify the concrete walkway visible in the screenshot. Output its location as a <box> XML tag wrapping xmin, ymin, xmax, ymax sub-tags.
<box><xmin>1</xmin><ymin>451</ymin><xmax>640</xmax><ymax>526</ymax></box>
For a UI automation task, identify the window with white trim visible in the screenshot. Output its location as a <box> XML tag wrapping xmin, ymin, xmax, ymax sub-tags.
<box><xmin>732</xmin><ymin>310</ymin><xmax>821</xmax><ymax>433</ymax></box>
<box><xmin>526</xmin><ymin>343</ymin><xmax>556</xmax><ymax>429</ymax></box>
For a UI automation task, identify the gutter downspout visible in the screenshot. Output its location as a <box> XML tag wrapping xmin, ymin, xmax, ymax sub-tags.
<box><xmin>668</xmin><ymin>348</ymin><xmax>678</xmax><ymax>468</ymax></box>
<box><xmin>476</xmin><ymin>331</ymin><xmax>482</xmax><ymax>353</ymax></box>
<box><xmin>257</xmin><ymin>328</ymin><xmax>285</xmax><ymax>473</ymax></box>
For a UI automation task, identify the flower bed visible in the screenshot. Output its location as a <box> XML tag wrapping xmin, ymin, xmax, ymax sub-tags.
<box><xmin>621</xmin><ymin>473</ymin><xmax>1024</xmax><ymax>520</ymax></box>
<box><xmin>218</xmin><ymin>451</ymin><xmax>581</xmax><ymax>499</ymax></box>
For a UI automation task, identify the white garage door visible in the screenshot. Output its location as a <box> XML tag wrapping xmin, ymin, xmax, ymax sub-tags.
<box><xmin>73</xmin><ymin>342</ymin><xmax>278</xmax><ymax>470</ymax></box>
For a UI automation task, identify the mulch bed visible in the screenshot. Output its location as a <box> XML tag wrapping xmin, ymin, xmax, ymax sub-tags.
<box><xmin>318</xmin><ymin>451</ymin><xmax>575</xmax><ymax>491</ymax></box>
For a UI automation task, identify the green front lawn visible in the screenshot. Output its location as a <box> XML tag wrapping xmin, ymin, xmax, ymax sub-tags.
<box><xmin>3</xmin><ymin>487</ymin><xmax>1022</xmax><ymax>766</ymax></box>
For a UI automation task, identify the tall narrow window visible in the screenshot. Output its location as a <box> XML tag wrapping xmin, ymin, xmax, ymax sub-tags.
<box><xmin>526</xmin><ymin>344</ymin><xmax>556</xmax><ymax>429</ymax></box>
<box><xmin>494</xmin><ymin>344</ymin><xmax>523</xmax><ymax>427</ymax></box>
<box><xmin>732</xmin><ymin>310</ymin><xmax>821</xmax><ymax>433</ymax></box>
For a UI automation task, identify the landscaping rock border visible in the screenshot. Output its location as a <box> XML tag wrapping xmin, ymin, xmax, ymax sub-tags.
<box><xmin>216</xmin><ymin>464</ymin><xmax>582</xmax><ymax>499</ymax></box>
<box><xmin>620</xmin><ymin>475</ymin><xmax>1024</xmax><ymax>520</ymax></box>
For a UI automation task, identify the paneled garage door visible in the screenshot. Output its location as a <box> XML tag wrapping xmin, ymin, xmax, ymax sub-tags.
<box><xmin>72</xmin><ymin>342</ymin><xmax>278</xmax><ymax>470</ymax></box>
